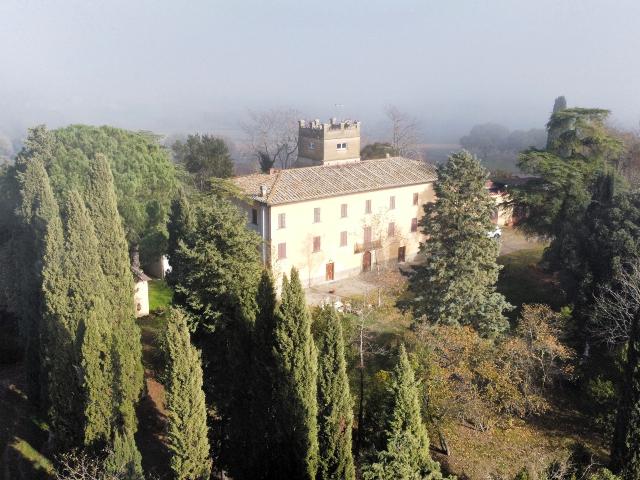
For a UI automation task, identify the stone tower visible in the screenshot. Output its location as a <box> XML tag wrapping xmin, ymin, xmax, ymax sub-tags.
<box><xmin>297</xmin><ymin>118</ymin><xmax>361</xmax><ymax>166</ymax></box>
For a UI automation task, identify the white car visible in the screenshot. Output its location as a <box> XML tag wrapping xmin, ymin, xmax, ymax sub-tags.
<box><xmin>487</xmin><ymin>226</ymin><xmax>502</xmax><ymax>239</ymax></box>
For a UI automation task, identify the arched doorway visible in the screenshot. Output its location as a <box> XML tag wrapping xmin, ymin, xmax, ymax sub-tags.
<box><xmin>362</xmin><ymin>250</ymin><xmax>372</xmax><ymax>273</ymax></box>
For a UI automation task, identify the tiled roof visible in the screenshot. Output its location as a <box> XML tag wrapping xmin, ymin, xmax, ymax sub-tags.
<box><xmin>233</xmin><ymin>157</ymin><xmax>437</xmax><ymax>205</ymax></box>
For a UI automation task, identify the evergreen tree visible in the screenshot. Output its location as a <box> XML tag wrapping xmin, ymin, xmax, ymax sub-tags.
<box><xmin>407</xmin><ymin>150</ymin><xmax>510</xmax><ymax>336</ymax></box>
<box><xmin>104</xmin><ymin>430</ymin><xmax>144</xmax><ymax>479</ymax></box>
<box><xmin>86</xmin><ymin>154</ymin><xmax>143</xmax><ymax>467</ymax></box>
<box><xmin>314</xmin><ymin>306</ymin><xmax>355</xmax><ymax>480</ymax></box>
<box><xmin>163</xmin><ymin>308</ymin><xmax>212</xmax><ymax>480</ymax></box>
<box><xmin>364</xmin><ymin>345</ymin><xmax>442</xmax><ymax>480</ymax></box>
<box><xmin>14</xmin><ymin>158</ymin><xmax>61</xmax><ymax>403</ymax></box>
<box><xmin>166</xmin><ymin>187</ymin><xmax>195</xmax><ymax>299</ymax></box>
<box><xmin>172</xmin><ymin>134</ymin><xmax>234</xmax><ymax>191</ymax></box>
<box><xmin>271</xmin><ymin>268</ymin><xmax>319</xmax><ymax>480</ymax></box>
<box><xmin>245</xmin><ymin>269</ymin><xmax>280</xmax><ymax>478</ymax></box>
<box><xmin>169</xmin><ymin>194</ymin><xmax>262</xmax><ymax>476</ymax></box>
<box><xmin>45</xmin><ymin>191</ymin><xmax>114</xmax><ymax>448</ymax></box>
<box><xmin>611</xmin><ymin>310</ymin><xmax>640</xmax><ymax>478</ymax></box>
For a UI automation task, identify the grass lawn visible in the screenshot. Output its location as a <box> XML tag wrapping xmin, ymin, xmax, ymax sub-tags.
<box><xmin>497</xmin><ymin>245</ymin><xmax>566</xmax><ymax>321</ymax></box>
<box><xmin>149</xmin><ymin>279</ymin><xmax>173</xmax><ymax>313</ymax></box>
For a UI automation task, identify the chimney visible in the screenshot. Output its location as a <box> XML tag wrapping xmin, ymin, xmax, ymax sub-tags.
<box><xmin>259</xmin><ymin>185</ymin><xmax>268</xmax><ymax>197</ymax></box>
<box><xmin>131</xmin><ymin>246</ymin><xmax>141</xmax><ymax>269</ymax></box>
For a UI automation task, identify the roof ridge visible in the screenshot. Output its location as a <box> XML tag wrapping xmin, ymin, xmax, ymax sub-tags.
<box><xmin>265</xmin><ymin>169</ymin><xmax>283</xmax><ymax>202</ymax></box>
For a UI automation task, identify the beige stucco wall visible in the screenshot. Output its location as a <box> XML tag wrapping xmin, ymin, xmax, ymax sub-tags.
<box><xmin>264</xmin><ymin>182</ymin><xmax>434</xmax><ymax>287</ymax></box>
<box><xmin>298</xmin><ymin>123</ymin><xmax>361</xmax><ymax>165</ymax></box>
<box><xmin>134</xmin><ymin>280</ymin><xmax>149</xmax><ymax>317</ymax></box>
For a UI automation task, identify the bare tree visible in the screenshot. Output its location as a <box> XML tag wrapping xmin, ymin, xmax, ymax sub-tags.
<box><xmin>54</xmin><ymin>450</ymin><xmax>124</xmax><ymax>480</ymax></box>
<box><xmin>241</xmin><ymin>108</ymin><xmax>300</xmax><ymax>171</ymax></box>
<box><xmin>345</xmin><ymin>294</ymin><xmax>388</xmax><ymax>459</ymax></box>
<box><xmin>591</xmin><ymin>260</ymin><xmax>640</xmax><ymax>347</ymax></box>
<box><xmin>385</xmin><ymin>105</ymin><xmax>421</xmax><ymax>160</ymax></box>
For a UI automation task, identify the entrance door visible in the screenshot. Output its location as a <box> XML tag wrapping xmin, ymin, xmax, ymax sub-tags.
<box><xmin>397</xmin><ymin>246</ymin><xmax>406</xmax><ymax>263</ymax></box>
<box><xmin>363</xmin><ymin>250</ymin><xmax>372</xmax><ymax>272</ymax></box>
<box><xmin>326</xmin><ymin>262</ymin><xmax>334</xmax><ymax>281</ymax></box>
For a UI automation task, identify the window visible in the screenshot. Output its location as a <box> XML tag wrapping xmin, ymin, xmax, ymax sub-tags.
<box><xmin>340</xmin><ymin>231</ymin><xmax>348</xmax><ymax>247</ymax></box>
<box><xmin>278</xmin><ymin>213</ymin><xmax>286</xmax><ymax>229</ymax></box>
<box><xmin>313</xmin><ymin>236</ymin><xmax>321</xmax><ymax>252</ymax></box>
<box><xmin>278</xmin><ymin>242</ymin><xmax>287</xmax><ymax>260</ymax></box>
<box><xmin>341</xmin><ymin>203</ymin><xmax>348</xmax><ymax>218</ymax></box>
<box><xmin>314</xmin><ymin>207</ymin><xmax>321</xmax><ymax>223</ymax></box>
<box><xmin>413</xmin><ymin>192</ymin><xmax>419</xmax><ymax>206</ymax></box>
<box><xmin>388</xmin><ymin>222</ymin><xmax>395</xmax><ymax>237</ymax></box>
<box><xmin>390</xmin><ymin>196</ymin><xmax>396</xmax><ymax>210</ymax></box>
<box><xmin>411</xmin><ymin>218</ymin><xmax>418</xmax><ymax>232</ymax></box>
<box><xmin>364</xmin><ymin>226</ymin><xmax>372</xmax><ymax>244</ymax></box>
<box><xmin>308</xmin><ymin>141</ymin><xmax>315</xmax><ymax>150</ymax></box>
<box><xmin>251</xmin><ymin>208</ymin><xmax>258</xmax><ymax>225</ymax></box>
<box><xmin>337</xmin><ymin>142</ymin><xmax>348</xmax><ymax>150</ymax></box>
<box><xmin>365</xmin><ymin>199</ymin><xmax>372</xmax><ymax>214</ymax></box>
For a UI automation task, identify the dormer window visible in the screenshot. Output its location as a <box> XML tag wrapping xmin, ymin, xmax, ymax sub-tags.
<box><xmin>336</xmin><ymin>142</ymin><xmax>347</xmax><ymax>150</ymax></box>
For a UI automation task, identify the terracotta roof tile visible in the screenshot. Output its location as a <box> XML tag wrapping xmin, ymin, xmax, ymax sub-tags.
<box><xmin>233</xmin><ymin>157</ymin><xmax>436</xmax><ymax>205</ymax></box>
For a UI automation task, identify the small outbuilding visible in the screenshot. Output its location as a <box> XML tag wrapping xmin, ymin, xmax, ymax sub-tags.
<box><xmin>131</xmin><ymin>248</ymin><xmax>151</xmax><ymax>317</ymax></box>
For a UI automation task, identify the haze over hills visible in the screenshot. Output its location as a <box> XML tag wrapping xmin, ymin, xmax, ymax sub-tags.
<box><xmin>1</xmin><ymin>0</ymin><xmax>639</xmax><ymax>150</ymax></box>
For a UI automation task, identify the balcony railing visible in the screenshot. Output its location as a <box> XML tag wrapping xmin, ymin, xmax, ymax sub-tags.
<box><xmin>354</xmin><ymin>239</ymin><xmax>382</xmax><ymax>253</ymax></box>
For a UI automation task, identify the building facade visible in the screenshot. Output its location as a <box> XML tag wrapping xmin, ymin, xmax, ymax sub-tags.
<box><xmin>233</xmin><ymin>119</ymin><xmax>436</xmax><ymax>287</ymax></box>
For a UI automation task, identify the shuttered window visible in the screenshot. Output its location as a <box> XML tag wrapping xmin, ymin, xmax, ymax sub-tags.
<box><xmin>313</xmin><ymin>236</ymin><xmax>321</xmax><ymax>252</ymax></box>
<box><xmin>340</xmin><ymin>231</ymin><xmax>348</xmax><ymax>247</ymax></box>
<box><xmin>278</xmin><ymin>242</ymin><xmax>287</xmax><ymax>259</ymax></box>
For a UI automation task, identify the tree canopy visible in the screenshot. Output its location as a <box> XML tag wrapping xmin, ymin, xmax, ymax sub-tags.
<box><xmin>407</xmin><ymin>150</ymin><xmax>510</xmax><ymax>336</ymax></box>
<box><xmin>38</xmin><ymin>124</ymin><xmax>178</xmax><ymax>259</ymax></box>
<box><xmin>172</xmin><ymin>134</ymin><xmax>234</xmax><ymax>191</ymax></box>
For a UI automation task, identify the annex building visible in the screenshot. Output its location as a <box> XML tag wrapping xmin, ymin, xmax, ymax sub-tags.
<box><xmin>233</xmin><ymin>119</ymin><xmax>436</xmax><ymax>287</ymax></box>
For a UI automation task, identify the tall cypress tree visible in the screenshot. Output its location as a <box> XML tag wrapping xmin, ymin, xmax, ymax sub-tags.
<box><xmin>364</xmin><ymin>345</ymin><xmax>442</xmax><ymax>480</ymax></box>
<box><xmin>166</xmin><ymin>187</ymin><xmax>195</xmax><ymax>305</ymax></box>
<box><xmin>46</xmin><ymin>191</ymin><xmax>113</xmax><ymax>448</ymax></box>
<box><xmin>611</xmin><ymin>310</ymin><xmax>640</xmax><ymax>478</ymax></box>
<box><xmin>85</xmin><ymin>154</ymin><xmax>143</xmax><ymax>469</ymax></box>
<box><xmin>163</xmin><ymin>308</ymin><xmax>212</xmax><ymax>480</ymax></box>
<box><xmin>246</xmin><ymin>269</ymin><xmax>281</xmax><ymax>479</ymax></box>
<box><xmin>271</xmin><ymin>268</ymin><xmax>319</xmax><ymax>480</ymax></box>
<box><xmin>14</xmin><ymin>158</ymin><xmax>62</xmax><ymax>404</ymax></box>
<box><xmin>314</xmin><ymin>307</ymin><xmax>355</xmax><ymax>480</ymax></box>
<box><xmin>407</xmin><ymin>150</ymin><xmax>510</xmax><ymax>337</ymax></box>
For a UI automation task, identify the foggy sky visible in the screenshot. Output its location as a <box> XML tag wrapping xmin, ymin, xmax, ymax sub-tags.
<box><xmin>1</xmin><ymin>0</ymin><xmax>639</xmax><ymax>142</ymax></box>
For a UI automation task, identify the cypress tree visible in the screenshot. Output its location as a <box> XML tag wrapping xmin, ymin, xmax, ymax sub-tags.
<box><xmin>163</xmin><ymin>307</ymin><xmax>212</xmax><ymax>480</ymax></box>
<box><xmin>43</xmin><ymin>191</ymin><xmax>114</xmax><ymax>449</ymax></box>
<box><xmin>14</xmin><ymin>158</ymin><xmax>61</xmax><ymax>404</ymax></box>
<box><xmin>407</xmin><ymin>150</ymin><xmax>510</xmax><ymax>337</ymax></box>
<box><xmin>65</xmin><ymin>191</ymin><xmax>114</xmax><ymax>448</ymax></box>
<box><xmin>314</xmin><ymin>307</ymin><xmax>355</xmax><ymax>480</ymax></box>
<box><xmin>104</xmin><ymin>430</ymin><xmax>143</xmax><ymax>479</ymax></box>
<box><xmin>271</xmin><ymin>268</ymin><xmax>319</xmax><ymax>480</ymax></box>
<box><xmin>85</xmin><ymin>154</ymin><xmax>143</xmax><ymax>469</ymax></box>
<box><xmin>611</xmin><ymin>310</ymin><xmax>640</xmax><ymax>478</ymax></box>
<box><xmin>247</xmin><ymin>269</ymin><xmax>280</xmax><ymax>479</ymax></box>
<box><xmin>166</xmin><ymin>187</ymin><xmax>195</xmax><ymax>299</ymax></box>
<box><xmin>364</xmin><ymin>345</ymin><xmax>442</xmax><ymax>480</ymax></box>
